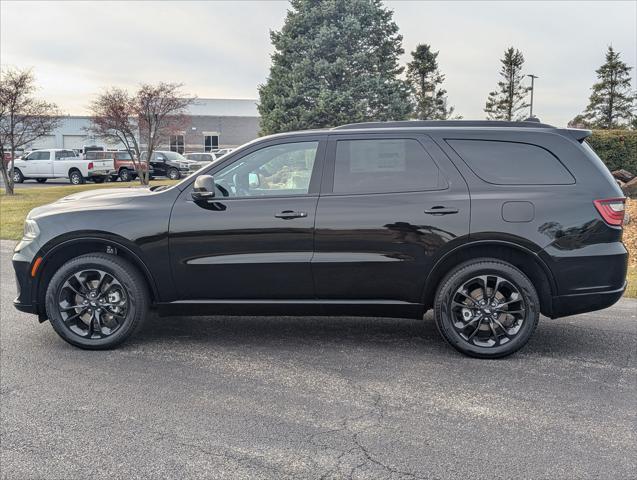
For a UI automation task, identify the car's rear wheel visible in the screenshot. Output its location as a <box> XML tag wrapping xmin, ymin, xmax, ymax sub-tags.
<box><xmin>434</xmin><ymin>258</ymin><xmax>539</xmax><ymax>358</ymax></box>
<box><xmin>45</xmin><ymin>253</ymin><xmax>149</xmax><ymax>349</ymax></box>
<box><xmin>69</xmin><ymin>169</ymin><xmax>85</xmax><ymax>185</ymax></box>
<box><xmin>36</xmin><ymin>178</ymin><xmax>47</xmax><ymax>184</ymax></box>
<box><xmin>12</xmin><ymin>169</ymin><xmax>24</xmax><ymax>183</ymax></box>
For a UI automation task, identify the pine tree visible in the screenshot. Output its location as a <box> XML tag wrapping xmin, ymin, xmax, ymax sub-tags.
<box><xmin>484</xmin><ymin>47</ymin><xmax>530</xmax><ymax>121</ymax></box>
<box><xmin>583</xmin><ymin>46</ymin><xmax>635</xmax><ymax>129</ymax></box>
<box><xmin>407</xmin><ymin>44</ymin><xmax>458</xmax><ymax>120</ymax></box>
<box><xmin>258</xmin><ymin>0</ymin><xmax>411</xmax><ymax>135</ymax></box>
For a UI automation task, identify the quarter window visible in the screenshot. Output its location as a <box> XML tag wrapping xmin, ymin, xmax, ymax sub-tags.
<box><xmin>447</xmin><ymin>139</ymin><xmax>575</xmax><ymax>185</ymax></box>
<box><xmin>214</xmin><ymin>142</ymin><xmax>319</xmax><ymax>197</ymax></box>
<box><xmin>333</xmin><ymin>139</ymin><xmax>442</xmax><ymax>194</ymax></box>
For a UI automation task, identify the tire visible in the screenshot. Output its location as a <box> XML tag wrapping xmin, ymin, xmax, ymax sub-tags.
<box><xmin>12</xmin><ymin>169</ymin><xmax>24</xmax><ymax>183</ymax></box>
<box><xmin>119</xmin><ymin>168</ymin><xmax>132</xmax><ymax>182</ymax></box>
<box><xmin>36</xmin><ymin>178</ymin><xmax>47</xmax><ymax>184</ymax></box>
<box><xmin>45</xmin><ymin>253</ymin><xmax>149</xmax><ymax>350</ymax></box>
<box><xmin>433</xmin><ymin>258</ymin><xmax>540</xmax><ymax>359</ymax></box>
<box><xmin>167</xmin><ymin>168</ymin><xmax>181</xmax><ymax>180</ymax></box>
<box><xmin>92</xmin><ymin>177</ymin><xmax>105</xmax><ymax>184</ymax></box>
<box><xmin>69</xmin><ymin>169</ymin><xmax>85</xmax><ymax>185</ymax></box>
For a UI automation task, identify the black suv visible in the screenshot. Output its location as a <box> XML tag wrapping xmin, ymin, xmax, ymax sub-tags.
<box><xmin>13</xmin><ymin>120</ymin><xmax>627</xmax><ymax>357</ymax></box>
<box><xmin>140</xmin><ymin>151</ymin><xmax>192</xmax><ymax>180</ymax></box>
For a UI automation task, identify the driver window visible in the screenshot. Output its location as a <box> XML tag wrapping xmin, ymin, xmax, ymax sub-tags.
<box><xmin>214</xmin><ymin>141</ymin><xmax>318</xmax><ymax>197</ymax></box>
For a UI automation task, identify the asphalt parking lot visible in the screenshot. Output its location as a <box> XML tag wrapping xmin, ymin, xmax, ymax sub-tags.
<box><xmin>1</xmin><ymin>178</ymin><xmax>76</xmax><ymax>189</ymax></box>
<box><xmin>0</xmin><ymin>239</ymin><xmax>635</xmax><ymax>480</ymax></box>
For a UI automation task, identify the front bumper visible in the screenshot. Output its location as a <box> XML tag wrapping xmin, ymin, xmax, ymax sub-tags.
<box><xmin>13</xmin><ymin>258</ymin><xmax>38</xmax><ymax>315</ymax></box>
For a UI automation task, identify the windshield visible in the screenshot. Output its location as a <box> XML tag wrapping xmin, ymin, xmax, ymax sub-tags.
<box><xmin>163</xmin><ymin>151</ymin><xmax>187</xmax><ymax>161</ymax></box>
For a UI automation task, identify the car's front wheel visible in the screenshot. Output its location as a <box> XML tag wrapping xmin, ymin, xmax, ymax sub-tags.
<box><xmin>45</xmin><ymin>253</ymin><xmax>149</xmax><ymax>349</ymax></box>
<box><xmin>12</xmin><ymin>168</ymin><xmax>24</xmax><ymax>183</ymax></box>
<box><xmin>167</xmin><ymin>168</ymin><xmax>181</xmax><ymax>180</ymax></box>
<box><xmin>119</xmin><ymin>168</ymin><xmax>132</xmax><ymax>182</ymax></box>
<box><xmin>434</xmin><ymin>258</ymin><xmax>539</xmax><ymax>358</ymax></box>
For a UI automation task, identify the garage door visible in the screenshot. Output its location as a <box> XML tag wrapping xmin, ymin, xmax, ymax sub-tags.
<box><xmin>63</xmin><ymin>135</ymin><xmax>87</xmax><ymax>149</ymax></box>
<box><xmin>31</xmin><ymin>135</ymin><xmax>56</xmax><ymax>149</ymax></box>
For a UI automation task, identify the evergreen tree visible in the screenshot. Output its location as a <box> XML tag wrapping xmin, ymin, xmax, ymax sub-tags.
<box><xmin>484</xmin><ymin>47</ymin><xmax>530</xmax><ymax>121</ymax></box>
<box><xmin>407</xmin><ymin>44</ymin><xmax>458</xmax><ymax>120</ymax></box>
<box><xmin>583</xmin><ymin>46</ymin><xmax>635</xmax><ymax>129</ymax></box>
<box><xmin>258</xmin><ymin>0</ymin><xmax>411</xmax><ymax>135</ymax></box>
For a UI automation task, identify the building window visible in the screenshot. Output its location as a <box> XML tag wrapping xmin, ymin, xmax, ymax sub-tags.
<box><xmin>204</xmin><ymin>135</ymin><xmax>219</xmax><ymax>152</ymax></box>
<box><xmin>170</xmin><ymin>135</ymin><xmax>184</xmax><ymax>153</ymax></box>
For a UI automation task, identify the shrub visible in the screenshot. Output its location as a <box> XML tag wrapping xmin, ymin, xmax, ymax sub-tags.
<box><xmin>587</xmin><ymin>130</ymin><xmax>637</xmax><ymax>173</ymax></box>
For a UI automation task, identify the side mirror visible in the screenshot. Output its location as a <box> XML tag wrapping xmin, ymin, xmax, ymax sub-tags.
<box><xmin>191</xmin><ymin>174</ymin><xmax>215</xmax><ymax>201</ymax></box>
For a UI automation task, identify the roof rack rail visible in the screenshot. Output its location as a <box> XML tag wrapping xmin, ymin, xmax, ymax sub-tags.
<box><xmin>332</xmin><ymin>119</ymin><xmax>556</xmax><ymax>130</ymax></box>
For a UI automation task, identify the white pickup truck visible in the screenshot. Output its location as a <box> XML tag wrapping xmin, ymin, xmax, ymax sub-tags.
<box><xmin>11</xmin><ymin>149</ymin><xmax>115</xmax><ymax>185</ymax></box>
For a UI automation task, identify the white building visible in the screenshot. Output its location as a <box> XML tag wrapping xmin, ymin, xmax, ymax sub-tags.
<box><xmin>29</xmin><ymin>98</ymin><xmax>260</xmax><ymax>152</ymax></box>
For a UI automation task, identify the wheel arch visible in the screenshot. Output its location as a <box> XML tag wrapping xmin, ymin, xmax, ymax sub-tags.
<box><xmin>423</xmin><ymin>240</ymin><xmax>556</xmax><ymax>317</ymax></box>
<box><xmin>34</xmin><ymin>234</ymin><xmax>159</xmax><ymax>315</ymax></box>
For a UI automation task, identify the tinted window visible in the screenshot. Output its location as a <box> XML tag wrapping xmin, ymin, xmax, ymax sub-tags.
<box><xmin>333</xmin><ymin>139</ymin><xmax>441</xmax><ymax>194</ymax></box>
<box><xmin>56</xmin><ymin>150</ymin><xmax>76</xmax><ymax>160</ymax></box>
<box><xmin>29</xmin><ymin>151</ymin><xmax>50</xmax><ymax>161</ymax></box>
<box><xmin>447</xmin><ymin>140</ymin><xmax>574</xmax><ymax>185</ymax></box>
<box><xmin>115</xmin><ymin>152</ymin><xmax>132</xmax><ymax>160</ymax></box>
<box><xmin>215</xmin><ymin>141</ymin><xmax>318</xmax><ymax>197</ymax></box>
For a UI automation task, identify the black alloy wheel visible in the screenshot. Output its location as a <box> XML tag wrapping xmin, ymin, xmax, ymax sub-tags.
<box><xmin>434</xmin><ymin>258</ymin><xmax>540</xmax><ymax>358</ymax></box>
<box><xmin>57</xmin><ymin>269</ymin><xmax>129</xmax><ymax>339</ymax></box>
<box><xmin>45</xmin><ymin>253</ymin><xmax>149</xmax><ymax>349</ymax></box>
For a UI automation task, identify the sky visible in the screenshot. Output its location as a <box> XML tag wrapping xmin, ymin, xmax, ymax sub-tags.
<box><xmin>1</xmin><ymin>0</ymin><xmax>635</xmax><ymax>127</ymax></box>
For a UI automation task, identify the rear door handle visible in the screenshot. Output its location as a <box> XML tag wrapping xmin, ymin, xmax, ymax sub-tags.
<box><xmin>275</xmin><ymin>210</ymin><xmax>308</xmax><ymax>219</ymax></box>
<box><xmin>425</xmin><ymin>206</ymin><xmax>459</xmax><ymax>215</ymax></box>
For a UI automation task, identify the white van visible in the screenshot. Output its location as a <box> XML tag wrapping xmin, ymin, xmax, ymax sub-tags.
<box><xmin>11</xmin><ymin>149</ymin><xmax>115</xmax><ymax>185</ymax></box>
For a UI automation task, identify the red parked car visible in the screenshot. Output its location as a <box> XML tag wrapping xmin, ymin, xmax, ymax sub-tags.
<box><xmin>84</xmin><ymin>151</ymin><xmax>151</xmax><ymax>182</ymax></box>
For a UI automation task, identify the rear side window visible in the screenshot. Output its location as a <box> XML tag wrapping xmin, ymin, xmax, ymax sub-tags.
<box><xmin>333</xmin><ymin>139</ymin><xmax>442</xmax><ymax>194</ymax></box>
<box><xmin>115</xmin><ymin>152</ymin><xmax>131</xmax><ymax>160</ymax></box>
<box><xmin>447</xmin><ymin>139</ymin><xmax>574</xmax><ymax>185</ymax></box>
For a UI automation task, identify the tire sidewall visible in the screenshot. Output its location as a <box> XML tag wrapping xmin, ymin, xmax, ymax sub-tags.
<box><xmin>119</xmin><ymin>169</ymin><xmax>131</xmax><ymax>182</ymax></box>
<box><xmin>168</xmin><ymin>168</ymin><xmax>180</xmax><ymax>180</ymax></box>
<box><xmin>69</xmin><ymin>171</ymin><xmax>83</xmax><ymax>185</ymax></box>
<box><xmin>45</xmin><ymin>254</ymin><xmax>148</xmax><ymax>349</ymax></box>
<box><xmin>434</xmin><ymin>260</ymin><xmax>540</xmax><ymax>358</ymax></box>
<box><xmin>13</xmin><ymin>169</ymin><xmax>24</xmax><ymax>183</ymax></box>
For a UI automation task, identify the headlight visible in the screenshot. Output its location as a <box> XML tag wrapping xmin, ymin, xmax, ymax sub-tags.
<box><xmin>23</xmin><ymin>219</ymin><xmax>40</xmax><ymax>241</ymax></box>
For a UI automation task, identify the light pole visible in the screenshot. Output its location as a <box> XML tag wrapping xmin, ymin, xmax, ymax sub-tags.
<box><xmin>527</xmin><ymin>74</ymin><xmax>539</xmax><ymax>117</ymax></box>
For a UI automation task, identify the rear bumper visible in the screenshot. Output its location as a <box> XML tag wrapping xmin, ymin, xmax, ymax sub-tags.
<box><xmin>543</xmin><ymin>241</ymin><xmax>628</xmax><ymax>318</ymax></box>
<box><xmin>550</xmin><ymin>283</ymin><xmax>626</xmax><ymax>318</ymax></box>
<box><xmin>87</xmin><ymin>170</ymin><xmax>115</xmax><ymax>178</ymax></box>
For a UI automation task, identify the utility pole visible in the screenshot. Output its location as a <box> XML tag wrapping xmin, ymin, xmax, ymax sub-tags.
<box><xmin>527</xmin><ymin>74</ymin><xmax>539</xmax><ymax>117</ymax></box>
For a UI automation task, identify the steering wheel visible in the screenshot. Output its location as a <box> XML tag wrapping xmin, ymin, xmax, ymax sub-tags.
<box><xmin>215</xmin><ymin>179</ymin><xmax>232</xmax><ymax>197</ymax></box>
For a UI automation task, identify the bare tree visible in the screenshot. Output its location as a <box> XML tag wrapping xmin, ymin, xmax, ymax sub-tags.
<box><xmin>0</xmin><ymin>68</ymin><xmax>61</xmax><ymax>195</ymax></box>
<box><xmin>87</xmin><ymin>87</ymin><xmax>145</xmax><ymax>182</ymax></box>
<box><xmin>88</xmin><ymin>83</ymin><xmax>193</xmax><ymax>185</ymax></box>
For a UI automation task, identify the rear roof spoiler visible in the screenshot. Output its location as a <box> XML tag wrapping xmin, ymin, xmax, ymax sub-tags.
<box><xmin>557</xmin><ymin>128</ymin><xmax>592</xmax><ymax>143</ymax></box>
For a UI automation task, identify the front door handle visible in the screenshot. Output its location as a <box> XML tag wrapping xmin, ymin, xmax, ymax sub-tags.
<box><xmin>425</xmin><ymin>206</ymin><xmax>459</xmax><ymax>215</ymax></box>
<box><xmin>275</xmin><ymin>210</ymin><xmax>308</xmax><ymax>219</ymax></box>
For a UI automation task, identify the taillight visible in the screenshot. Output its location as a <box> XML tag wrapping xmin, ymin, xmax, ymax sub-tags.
<box><xmin>88</xmin><ymin>161</ymin><xmax>94</xmax><ymax>170</ymax></box>
<box><xmin>593</xmin><ymin>198</ymin><xmax>626</xmax><ymax>226</ymax></box>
